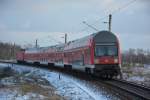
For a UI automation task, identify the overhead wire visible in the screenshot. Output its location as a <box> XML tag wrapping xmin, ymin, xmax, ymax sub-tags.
<box><xmin>41</xmin><ymin>35</ymin><xmax>63</xmax><ymax>44</ymax></box>
<box><xmin>111</xmin><ymin>0</ymin><xmax>137</xmax><ymax>15</ymax></box>
<box><xmin>33</xmin><ymin>34</ymin><xmax>64</xmax><ymax>47</ymax></box>
<box><xmin>92</xmin><ymin>0</ymin><xmax>137</xmax><ymax>25</ymax></box>
<box><xmin>47</xmin><ymin>35</ymin><xmax>63</xmax><ymax>44</ymax></box>
<box><xmin>79</xmin><ymin>0</ymin><xmax>138</xmax><ymax>32</ymax></box>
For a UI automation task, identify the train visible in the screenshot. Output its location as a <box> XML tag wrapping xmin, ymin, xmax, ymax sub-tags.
<box><xmin>16</xmin><ymin>30</ymin><xmax>122</xmax><ymax>78</ymax></box>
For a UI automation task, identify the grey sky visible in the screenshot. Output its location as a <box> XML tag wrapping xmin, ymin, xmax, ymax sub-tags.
<box><xmin>0</xmin><ymin>0</ymin><xmax>150</xmax><ymax>50</ymax></box>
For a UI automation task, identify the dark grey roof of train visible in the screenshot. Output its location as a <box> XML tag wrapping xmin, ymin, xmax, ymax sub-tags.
<box><xmin>64</xmin><ymin>31</ymin><xmax>117</xmax><ymax>50</ymax></box>
<box><xmin>93</xmin><ymin>31</ymin><xmax>117</xmax><ymax>43</ymax></box>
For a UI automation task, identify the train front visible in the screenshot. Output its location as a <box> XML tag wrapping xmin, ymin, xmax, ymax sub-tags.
<box><xmin>93</xmin><ymin>31</ymin><xmax>121</xmax><ymax>78</ymax></box>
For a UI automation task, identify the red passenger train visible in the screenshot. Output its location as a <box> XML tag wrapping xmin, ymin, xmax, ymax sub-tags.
<box><xmin>17</xmin><ymin>31</ymin><xmax>121</xmax><ymax>78</ymax></box>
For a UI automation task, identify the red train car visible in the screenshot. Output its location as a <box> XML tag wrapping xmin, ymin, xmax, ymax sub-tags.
<box><xmin>16</xmin><ymin>31</ymin><xmax>121</xmax><ymax>78</ymax></box>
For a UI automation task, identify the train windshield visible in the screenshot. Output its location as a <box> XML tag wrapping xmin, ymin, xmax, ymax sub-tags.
<box><xmin>95</xmin><ymin>45</ymin><xmax>118</xmax><ymax>56</ymax></box>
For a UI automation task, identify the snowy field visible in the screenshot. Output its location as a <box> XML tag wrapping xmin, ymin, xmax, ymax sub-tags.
<box><xmin>0</xmin><ymin>63</ymin><xmax>119</xmax><ymax>100</ymax></box>
<box><xmin>122</xmin><ymin>65</ymin><xmax>150</xmax><ymax>87</ymax></box>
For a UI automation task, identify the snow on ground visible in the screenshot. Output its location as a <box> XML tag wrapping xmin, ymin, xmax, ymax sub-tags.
<box><xmin>127</xmin><ymin>76</ymin><xmax>145</xmax><ymax>82</ymax></box>
<box><xmin>0</xmin><ymin>89</ymin><xmax>45</xmax><ymax>100</ymax></box>
<box><xmin>0</xmin><ymin>84</ymin><xmax>62</xmax><ymax>100</ymax></box>
<box><xmin>0</xmin><ymin>64</ymin><xmax>63</xmax><ymax>100</ymax></box>
<box><xmin>122</xmin><ymin>65</ymin><xmax>150</xmax><ymax>87</ymax></box>
<box><xmin>0</xmin><ymin>63</ymin><xmax>115</xmax><ymax>100</ymax></box>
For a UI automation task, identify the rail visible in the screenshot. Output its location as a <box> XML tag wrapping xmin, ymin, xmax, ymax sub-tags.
<box><xmin>100</xmin><ymin>79</ymin><xmax>150</xmax><ymax>100</ymax></box>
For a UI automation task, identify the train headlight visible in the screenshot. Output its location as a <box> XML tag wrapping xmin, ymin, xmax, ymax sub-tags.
<box><xmin>114</xmin><ymin>58</ymin><xmax>118</xmax><ymax>63</ymax></box>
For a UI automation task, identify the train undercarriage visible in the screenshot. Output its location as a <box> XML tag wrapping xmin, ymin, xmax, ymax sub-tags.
<box><xmin>17</xmin><ymin>60</ymin><xmax>121</xmax><ymax>79</ymax></box>
<box><xmin>91</xmin><ymin>64</ymin><xmax>121</xmax><ymax>79</ymax></box>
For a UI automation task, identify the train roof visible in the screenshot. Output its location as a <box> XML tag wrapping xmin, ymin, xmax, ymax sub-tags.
<box><xmin>25</xmin><ymin>43</ymin><xmax>65</xmax><ymax>53</ymax></box>
<box><xmin>64</xmin><ymin>30</ymin><xmax>118</xmax><ymax>51</ymax></box>
<box><xmin>64</xmin><ymin>34</ymin><xmax>93</xmax><ymax>51</ymax></box>
<box><xmin>93</xmin><ymin>31</ymin><xmax>117</xmax><ymax>43</ymax></box>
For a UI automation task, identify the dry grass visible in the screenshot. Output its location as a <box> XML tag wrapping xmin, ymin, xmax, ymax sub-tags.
<box><xmin>0</xmin><ymin>83</ymin><xmax>64</xmax><ymax>100</ymax></box>
<box><xmin>20</xmin><ymin>83</ymin><xmax>64</xmax><ymax>100</ymax></box>
<box><xmin>20</xmin><ymin>83</ymin><xmax>53</xmax><ymax>96</ymax></box>
<box><xmin>0</xmin><ymin>67</ymin><xmax>65</xmax><ymax>100</ymax></box>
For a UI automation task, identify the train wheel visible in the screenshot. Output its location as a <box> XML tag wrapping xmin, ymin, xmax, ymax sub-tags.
<box><xmin>107</xmin><ymin>75</ymin><xmax>112</xmax><ymax>79</ymax></box>
<box><xmin>64</xmin><ymin>65</ymin><xmax>72</xmax><ymax>72</ymax></box>
<box><xmin>85</xmin><ymin>68</ymin><xmax>91</xmax><ymax>75</ymax></box>
<box><xmin>48</xmin><ymin>63</ymin><xmax>54</xmax><ymax>67</ymax></box>
<box><xmin>102</xmin><ymin>74</ymin><xmax>107</xmax><ymax>79</ymax></box>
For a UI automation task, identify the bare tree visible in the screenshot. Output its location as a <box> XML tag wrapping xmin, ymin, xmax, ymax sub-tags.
<box><xmin>122</xmin><ymin>48</ymin><xmax>150</xmax><ymax>67</ymax></box>
<box><xmin>0</xmin><ymin>42</ymin><xmax>21</xmax><ymax>60</ymax></box>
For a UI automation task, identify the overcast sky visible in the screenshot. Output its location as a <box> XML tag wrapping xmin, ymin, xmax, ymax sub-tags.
<box><xmin>0</xmin><ymin>0</ymin><xmax>150</xmax><ymax>50</ymax></box>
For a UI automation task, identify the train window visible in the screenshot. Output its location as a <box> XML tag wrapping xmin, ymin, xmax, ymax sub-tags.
<box><xmin>95</xmin><ymin>45</ymin><xmax>117</xmax><ymax>56</ymax></box>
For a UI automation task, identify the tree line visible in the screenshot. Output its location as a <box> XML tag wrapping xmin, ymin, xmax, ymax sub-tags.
<box><xmin>0</xmin><ymin>42</ymin><xmax>21</xmax><ymax>60</ymax></box>
<box><xmin>122</xmin><ymin>48</ymin><xmax>150</xmax><ymax>66</ymax></box>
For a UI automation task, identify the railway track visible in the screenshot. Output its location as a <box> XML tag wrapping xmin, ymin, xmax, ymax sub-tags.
<box><xmin>97</xmin><ymin>79</ymin><xmax>150</xmax><ymax>100</ymax></box>
<box><xmin>0</xmin><ymin>61</ymin><xmax>150</xmax><ymax>100</ymax></box>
